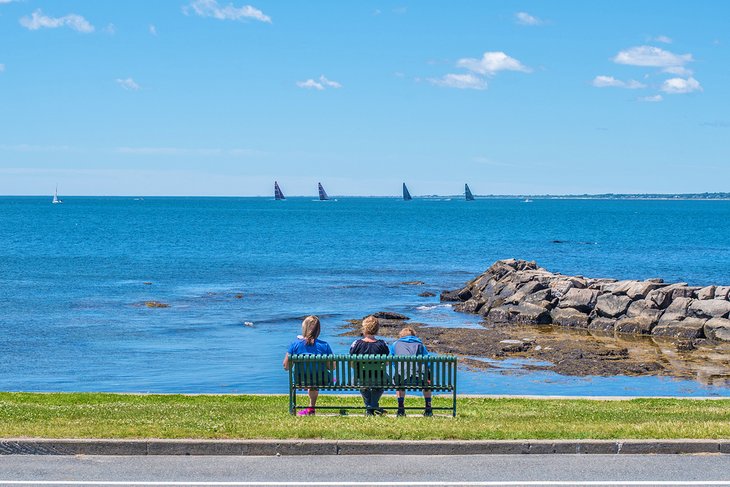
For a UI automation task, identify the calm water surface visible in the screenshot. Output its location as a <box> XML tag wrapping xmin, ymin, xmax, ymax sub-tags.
<box><xmin>1</xmin><ymin>196</ymin><xmax>730</xmax><ymax>395</ymax></box>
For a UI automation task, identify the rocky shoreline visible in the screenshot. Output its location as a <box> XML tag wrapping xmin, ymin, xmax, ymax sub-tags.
<box><xmin>342</xmin><ymin>261</ymin><xmax>730</xmax><ymax>383</ymax></box>
<box><xmin>442</xmin><ymin>259</ymin><xmax>730</xmax><ymax>343</ymax></box>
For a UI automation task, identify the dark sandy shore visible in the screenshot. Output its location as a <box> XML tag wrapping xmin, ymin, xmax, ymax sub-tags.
<box><xmin>342</xmin><ymin>314</ymin><xmax>730</xmax><ymax>385</ymax></box>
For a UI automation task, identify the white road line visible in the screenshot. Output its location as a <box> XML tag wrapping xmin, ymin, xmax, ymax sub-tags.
<box><xmin>1</xmin><ymin>482</ymin><xmax>730</xmax><ymax>486</ymax></box>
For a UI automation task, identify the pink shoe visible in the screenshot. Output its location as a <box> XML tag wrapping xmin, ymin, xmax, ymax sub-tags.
<box><xmin>297</xmin><ymin>407</ymin><xmax>315</xmax><ymax>416</ymax></box>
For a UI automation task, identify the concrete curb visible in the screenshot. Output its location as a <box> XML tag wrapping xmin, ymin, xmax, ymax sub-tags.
<box><xmin>1</xmin><ymin>439</ymin><xmax>729</xmax><ymax>456</ymax></box>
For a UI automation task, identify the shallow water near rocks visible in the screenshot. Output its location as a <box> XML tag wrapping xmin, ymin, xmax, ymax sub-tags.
<box><xmin>2</xmin><ymin>196</ymin><xmax>730</xmax><ymax>396</ymax></box>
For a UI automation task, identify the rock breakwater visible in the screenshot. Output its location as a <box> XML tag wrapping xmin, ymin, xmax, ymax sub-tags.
<box><xmin>443</xmin><ymin>259</ymin><xmax>730</xmax><ymax>343</ymax></box>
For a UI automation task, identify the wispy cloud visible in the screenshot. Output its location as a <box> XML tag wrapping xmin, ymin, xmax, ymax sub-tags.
<box><xmin>661</xmin><ymin>77</ymin><xmax>702</xmax><ymax>94</ymax></box>
<box><xmin>592</xmin><ymin>75</ymin><xmax>645</xmax><ymax>89</ymax></box>
<box><xmin>116</xmin><ymin>147</ymin><xmax>263</xmax><ymax>157</ymax></box>
<box><xmin>296</xmin><ymin>75</ymin><xmax>342</xmax><ymax>90</ymax></box>
<box><xmin>429</xmin><ymin>73</ymin><xmax>487</xmax><ymax>90</ymax></box>
<box><xmin>0</xmin><ymin>64</ymin><xmax>5</xmax><ymax>73</ymax></box>
<box><xmin>103</xmin><ymin>23</ymin><xmax>116</xmax><ymax>35</ymax></box>
<box><xmin>149</xmin><ymin>24</ymin><xmax>158</xmax><ymax>36</ymax></box>
<box><xmin>457</xmin><ymin>52</ymin><xmax>531</xmax><ymax>75</ymax></box>
<box><xmin>515</xmin><ymin>12</ymin><xmax>543</xmax><ymax>26</ymax></box>
<box><xmin>116</xmin><ymin>78</ymin><xmax>140</xmax><ymax>91</ymax></box>
<box><xmin>638</xmin><ymin>94</ymin><xmax>663</xmax><ymax>103</ymax></box>
<box><xmin>663</xmin><ymin>65</ymin><xmax>693</xmax><ymax>76</ymax></box>
<box><xmin>20</xmin><ymin>9</ymin><xmax>95</xmax><ymax>33</ymax></box>
<box><xmin>652</xmin><ymin>35</ymin><xmax>672</xmax><ymax>44</ymax></box>
<box><xmin>183</xmin><ymin>0</ymin><xmax>271</xmax><ymax>23</ymax></box>
<box><xmin>0</xmin><ymin>0</ymin><xmax>20</xmax><ymax>4</ymax></box>
<box><xmin>613</xmin><ymin>45</ymin><xmax>692</xmax><ymax>68</ymax></box>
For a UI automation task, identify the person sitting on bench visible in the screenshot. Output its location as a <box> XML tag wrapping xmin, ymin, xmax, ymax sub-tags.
<box><xmin>391</xmin><ymin>327</ymin><xmax>432</xmax><ymax>417</ymax></box>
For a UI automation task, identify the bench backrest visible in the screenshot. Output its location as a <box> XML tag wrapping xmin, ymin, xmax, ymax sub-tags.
<box><xmin>289</xmin><ymin>354</ymin><xmax>457</xmax><ymax>391</ymax></box>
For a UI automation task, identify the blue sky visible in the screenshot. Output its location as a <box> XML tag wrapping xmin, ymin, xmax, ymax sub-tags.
<box><xmin>0</xmin><ymin>1</ymin><xmax>728</xmax><ymax>196</ymax></box>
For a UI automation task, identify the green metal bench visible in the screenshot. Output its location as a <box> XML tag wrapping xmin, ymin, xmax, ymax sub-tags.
<box><xmin>288</xmin><ymin>354</ymin><xmax>458</xmax><ymax>416</ymax></box>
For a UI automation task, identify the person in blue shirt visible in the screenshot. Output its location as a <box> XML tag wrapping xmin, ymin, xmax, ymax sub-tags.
<box><xmin>390</xmin><ymin>327</ymin><xmax>432</xmax><ymax>417</ymax></box>
<box><xmin>283</xmin><ymin>315</ymin><xmax>333</xmax><ymax>416</ymax></box>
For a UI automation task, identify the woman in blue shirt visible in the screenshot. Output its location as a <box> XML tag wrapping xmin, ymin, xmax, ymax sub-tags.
<box><xmin>283</xmin><ymin>315</ymin><xmax>333</xmax><ymax>416</ymax></box>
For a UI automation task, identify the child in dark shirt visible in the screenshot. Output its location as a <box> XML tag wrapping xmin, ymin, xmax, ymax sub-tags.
<box><xmin>349</xmin><ymin>315</ymin><xmax>389</xmax><ymax>415</ymax></box>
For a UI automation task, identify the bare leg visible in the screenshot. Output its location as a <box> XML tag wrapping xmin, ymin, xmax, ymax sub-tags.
<box><xmin>308</xmin><ymin>389</ymin><xmax>319</xmax><ymax>408</ymax></box>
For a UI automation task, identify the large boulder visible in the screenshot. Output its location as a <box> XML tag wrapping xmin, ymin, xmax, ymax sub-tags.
<box><xmin>600</xmin><ymin>280</ymin><xmax>634</xmax><ymax>295</ymax></box>
<box><xmin>505</xmin><ymin>281</ymin><xmax>546</xmax><ymax>305</ymax></box>
<box><xmin>704</xmin><ymin>318</ymin><xmax>730</xmax><ymax>342</ymax></box>
<box><xmin>657</xmin><ymin>297</ymin><xmax>693</xmax><ymax>326</ymax></box>
<box><xmin>440</xmin><ymin>289</ymin><xmax>461</xmax><ymax>302</ymax></box>
<box><xmin>588</xmin><ymin>317</ymin><xmax>616</xmax><ymax>333</ymax></box>
<box><xmin>697</xmin><ymin>286</ymin><xmax>716</xmax><ymax>300</ymax></box>
<box><xmin>653</xmin><ymin>317</ymin><xmax>708</xmax><ymax>340</ymax></box>
<box><xmin>453</xmin><ymin>299</ymin><xmax>484</xmax><ymax>314</ymax></box>
<box><xmin>688</xmin><ymin>299</ymin><xmax>730</xmax><ymax>319</ymax></box>
<box><xmin>551</xmin><ymin>307</ymin><xmax>589</xmax><ymax>328</ymax></box>
<box><xmin>646</xmin><ymin>288</ymin><xmax>673</xmax><ymax>309</ymax></box>
<box><xmin>558</xmin><ymin>288</ymin><xmax>599</xmax><ymax>313</ymax></box>
<box><xmin>714</xmin><ymin>286</ymin><xmax>730</xmax><ymax>300</ymax></box>
<box><xmin>594</xmin><ymin>294</ymin><xmax>633</xmax><ymax>318</ymax></box>
<box><xmin>511</xmin><ymin>302</ymin><xmax>553</xmax><ymax>325</ymax></box>
<box><xmin>626</xmin><ymin>281</ymin><xmax>665</xmax><ymax>300</ymax></box>
<box><xmin>616</xmin><ymin>315</ymin><xmax>659</xmax><ymax>335</ymax></box>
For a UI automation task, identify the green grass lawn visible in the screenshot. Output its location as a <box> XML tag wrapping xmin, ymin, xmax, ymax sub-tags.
<box><xmin>1</xmin><ymin>393</ymin><xmax>729</xmax><ymax>440</ymax></box>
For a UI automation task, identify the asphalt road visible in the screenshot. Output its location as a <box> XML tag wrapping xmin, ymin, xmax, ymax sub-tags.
<box><xmin>1</xmin><ymin>454</ymin><xmax>730</xmax><ymax>485</ymax></box>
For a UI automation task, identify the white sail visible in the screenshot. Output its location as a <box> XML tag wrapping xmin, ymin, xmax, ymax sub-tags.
<box><xmin>52</xmin><ymin>185</ymin><xmax>63</xmax><ymax>204</ymax></box>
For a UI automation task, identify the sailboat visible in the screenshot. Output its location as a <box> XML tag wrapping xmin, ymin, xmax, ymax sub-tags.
<box><xmin>52</xmin><ymin>185</ymin><xmax>63</xmax><ymax>204</ymax></box>
<box><xmin>402</xmin><ymin>183</ymin><xmax>412</xmax><ymax>201</ymax></box>
<box><xmin>465</xmin><ymin>184</ymin><xmax>475</xmax><ymax>201</ymax></box>
<box><xmin>318</xmin><ymin>182</ymin><xmax>329</xmax><ymax>201</ymax></box>
<box><xmin>274</xmin><ymin>181</ymin><xmax>285</xmax><ymax>200</ymax></box>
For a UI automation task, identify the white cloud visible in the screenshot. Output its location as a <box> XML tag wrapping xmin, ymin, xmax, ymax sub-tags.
<box><xmin>296</xmin><ymin>79</ymin><xmax>324</xmax><ymax>90</ymax></box>
<box><xmin>183</xmin><ymin>0</ymin><xmax>271</xmax><ymax>23</ymax></box>
<box><xmin>116</xmin><ymin>78</ymin><xmax>140</xmax><ymax>91</ymax></box>
<box><xmin>661</xmin><ymin>77</ymin><xmax>702</xmax><ymax>94</ymax></box>
<box><xmin>652</xmin><ymin>35</ymin><xmax>672</xmax><ymax>44</ymax></box>
<box><xmin>457</xmin><ymin>51</ymin><xmax>531</xmax><ymax>75</ymax></box>
<box><xmin>429</xmin><ymin>73</ymin><xmax>487</xmax><ymax>90</ymax></box>
<box><xmin>515</xmin><ymin>12</ymin><xmax>543</xmax><ymax>26</ymax></box>
<box><xmin>116</xmin><ymin>146</ymin><xmax>263</xmax><ymax>157</ymax></box>
<box><xmin>296</xmin><ymin>75</ymin><xmax>342</xmax><ymax>90</ymax></box>
<box><xmin>20</xmin><ymin>9</ymin><xmax>95</xmax><ymax>33</ymax></box>
<box><xmin>663</xmin><ymin>65</ymin><xmax>693</xmax><ymax>76</ymax></box>
<box><xmin>592</xmin><ymin>75</ymin><xmax>645</xmax><ymax>89</ymax></box>
<box><xmin>0</xmin><ymin>0</ymin><xmax>19</xmax><ymax>3</ymax></box>
<box><xmin>318</xmin><ymin>75</ymin><xmax>342</xmax><ymax>89</ymax></box>
<box><xmin>149</xmin><ymin>24</ymin><xmax>157</xmax><ymax>36</ymax></box>
<box><xmin>638</xmin><ymin>95</ymin><xmax>663</xmax><ymax>102</ymax></box>
<box><xmin>613</xmin><ymin>45</ymin><xmax>692</xmax><ymax>67</ymax></box>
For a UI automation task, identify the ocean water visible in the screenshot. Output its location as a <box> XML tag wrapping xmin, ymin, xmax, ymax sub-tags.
<box><xmin>1</xmin><ymin>196</ymin><xmax>730</xmax><ymax>396</ymax></box>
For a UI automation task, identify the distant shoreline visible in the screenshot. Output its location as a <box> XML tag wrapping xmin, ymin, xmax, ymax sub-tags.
<box><xmin>2</xmin><ymin>193</ymin><xmax>730</xmax><ymax>200</ymax></box>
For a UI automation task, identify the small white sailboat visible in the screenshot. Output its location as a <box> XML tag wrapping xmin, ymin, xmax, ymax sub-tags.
<box><xmin>52</xmin><ymin>185</ymin><xmax>63</xmax><ymax>204</ymax></box>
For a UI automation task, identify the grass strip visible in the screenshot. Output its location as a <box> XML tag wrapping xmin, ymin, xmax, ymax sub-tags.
<box><xmin>1</xmin><ymin>393</ymin><xmax>729</xmax><ymax>440</ymax></box>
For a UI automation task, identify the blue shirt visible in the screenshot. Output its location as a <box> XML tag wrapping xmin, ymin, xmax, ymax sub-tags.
<box><xmin>287</xmin><ymin>338</ymin><xmax>333</xmax><ymax>356</ymax></box>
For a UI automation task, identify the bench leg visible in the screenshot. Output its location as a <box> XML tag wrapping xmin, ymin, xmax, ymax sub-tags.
<box><xmin>452</xmin><ymin>389</ymin><xmax>457</xmax><ymax>417</ymax></box>
<box><xmin>289</xmin><ymin>388</ymin><xmax>296</xmax><ymax>415</ymax></box>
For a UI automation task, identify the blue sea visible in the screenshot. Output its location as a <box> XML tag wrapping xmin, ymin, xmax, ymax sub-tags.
<box><xmin>2</xmin><ymin>196</ymin><xmax>730</xmax><ymax>396</ymax></box>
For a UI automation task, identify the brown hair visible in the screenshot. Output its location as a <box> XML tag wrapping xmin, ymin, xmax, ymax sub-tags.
<box><xmin>361</xmin><ymin>316</ymin><xmax>379</xmax><ymax>336</ymax></box>
<box><xmin>398</xmin><ymin>326</ymin><xmax>416</xmax><ymax>338</ymax></box>
<box><xmin>301</xmin><ymin>315</ymin><xmax>321</xmax><ymax>345</ymax></box>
